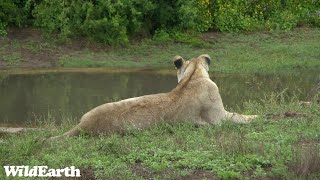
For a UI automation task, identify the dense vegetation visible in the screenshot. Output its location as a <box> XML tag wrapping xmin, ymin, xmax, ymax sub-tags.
<box><xmin>1</xmin><ymin>95</ymin><xmax>319</xmax><ymax>179</ymax></box>
<box><xmin>1</xmin><ymin>0</ymin><xmax>320</xmax><ymax>44</ymax></box>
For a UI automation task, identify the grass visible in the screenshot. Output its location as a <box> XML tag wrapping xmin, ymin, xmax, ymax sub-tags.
<box><xmin>2</xmin><ymin>53</ymin><xmax>21</xmax><ymax>65</ymax></box>
<box><xmin>1</xmin><ymin>27</ymin><xmax>320</xmax><ymax>73</ymax></box>
<box><xmin>1</xmin><ymin>94</ymin><xmax>319</xmax><ymax>179</ymax></box>
<box><xmin>0</xmin><ymin>27</ymin><xmax>319</xmax><ymax>179</ymax></box>
<box><xmin>57</xmin><ymin>28</ymin><xmax>320</xmax><ymax>73</ymax></box>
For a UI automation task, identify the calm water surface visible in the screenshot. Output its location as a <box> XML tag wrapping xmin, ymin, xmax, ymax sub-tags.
<box><xmin>0</xmin><ymin>69</ymin><xmax>318</xmax><ymax>127</ymax></box>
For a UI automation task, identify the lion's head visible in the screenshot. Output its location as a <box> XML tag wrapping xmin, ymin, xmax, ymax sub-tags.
<box><xmin>173</xmin><ymin>54</ymin><xmax>211</xmax><ymax>83</ymax></box>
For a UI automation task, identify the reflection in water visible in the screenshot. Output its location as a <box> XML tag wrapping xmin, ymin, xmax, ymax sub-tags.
<box><xmin>0</xmin><ymin>70</ymin><xmax>318</xmax><ymax>126</ymax></box>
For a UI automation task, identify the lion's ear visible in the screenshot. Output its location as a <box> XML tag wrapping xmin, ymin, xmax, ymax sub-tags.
<box><xmin>198</xmin><ymin>54</ymin><xmax>211</xmax><ymax>65</ymax></box>
<box><xmin>173</xmin><ymin>55</ymin><xmax>185</xmax><ymax>69</ymax></box>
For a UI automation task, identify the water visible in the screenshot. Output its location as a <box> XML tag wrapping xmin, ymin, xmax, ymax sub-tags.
<box><xmin>0</xmin><ymin>69</ymin><xmax>318</xmax><ymax>127</ymax></box>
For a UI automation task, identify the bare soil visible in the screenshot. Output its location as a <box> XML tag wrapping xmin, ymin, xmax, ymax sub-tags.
<box><xmin>131</xmin><ymin>163</ymin><xmax>218</xmax><ymax>179</ymax></box>
<box><xmin>47</xmin><ymin>168</ymin><xmax>96</xmax><ymax>180</ymax></box>
<box><xmin>0</xmin><ymin>28</ymin><xmax>110</xmax><ymax>69</ymax></box>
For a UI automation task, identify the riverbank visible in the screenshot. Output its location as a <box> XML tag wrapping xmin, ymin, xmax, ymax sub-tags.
<box><xmin>0</xmin><ymin>95</ymin><xmax>319</xmax><ymax>179</ymax></box>
<box><xmin>1</xmin><ymin>27</ymin><xmax>320</xmax><ymax>74</ymax></box>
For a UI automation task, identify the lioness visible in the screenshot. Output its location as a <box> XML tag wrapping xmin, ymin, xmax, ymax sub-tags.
<box><xmin>50</xmin><ymin>54</ymin><xmax>256</xmax><ymax>140</ymax></box>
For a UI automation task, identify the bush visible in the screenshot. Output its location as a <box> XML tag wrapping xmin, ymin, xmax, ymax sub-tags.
<box><xmin>31</xmin><ymin>0</ymin><xmax>214</xmax><ymax>44</ymax></box>
<box><xmin>0</xmin><ymin>0</ymin><xmax>35</xmax><ymax>35</ymax></box>
<box><xmin>1</xmin><ymin>0</ymin><xmax>319</xmax><ymax>43</ymax></box>
<box><xmin>211</xmin><ymin>0</ymin><xmax>320</xmax><ymax>32</ymax></box>
<box><xmin>0</xmin><ymin>0</ymin><xmax>16</xmax><ymax>35</ymax></box>
<box><xmin>32</xmin><ymin>0</ymin><xmax>157</xmax><ymax>45</ymax></box>
<box><xmin>177</xmin><ymin>0</ymin><xmax>213</xmax><ymax>32</ymax></box>
<box><xmin>152</xmin><ymin>29</ymin><xmax>171</xmax><ymax>43</ymax></box>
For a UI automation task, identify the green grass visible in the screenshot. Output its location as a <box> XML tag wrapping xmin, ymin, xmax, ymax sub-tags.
<box><xmin>58</xmin><ymin>28</ymin><xmax>320</xmax><ymax>73</ymax></box>
<box><xmin>2</xmin><ymin>53</ymin><xmax>21</xmax><ymax>65</ymax></box>
<box><xmin>0</xmin><ymin>28</ymin><xmax>319</xmax><ymax>179</ymax></box>
<box><xmin>1</xmin><ymin>95</ymin><xmax>319</xmax><ymax>179</ymax></box>
<box><xmin>1</xmin><ymin>27</ymin><xmax>319</xmax><ymax>73</ymax></box>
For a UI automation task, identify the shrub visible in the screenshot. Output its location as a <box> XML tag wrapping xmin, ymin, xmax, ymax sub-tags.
<box><xmin>177</xmin><ymin>0</ymin><xmax>213</xmax><ymax>32</ymax></box>
<box><xmin>32</xmin><ymin>0</ymin><xmax>156</xmax><ymax>45</ymax></box>
<box><xmin>0</xmin><ymin>0</ymin><xmax>36</xmax><ymax>35</ymax></box>
<box><xmin>211</xmin><ymin>0</ymin><xmax>320</xmax><ymax>32</ymax></box>
<box><xmin>152</xmin><ymin>29</ymin><xmax>171</xmax><ymax>43</ymax></box>
<box><xmin>31</xmin><ymin>0</ymin><xmax>214</xmax><ymax>44</ymax></box>
<box><xmin>1</xmin><ymin>0</ymin><xmax>320</xmax><ymax>43</ymax></box>
<box><xmin>0</xmin><ymin>0</ymin><xmax>16</xmax><ymax>35</ymax></box>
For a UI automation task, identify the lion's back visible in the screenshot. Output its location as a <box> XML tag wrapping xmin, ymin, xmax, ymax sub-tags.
<box><xmin>77</xmin><ymin>93</ymin><xmax>172</xmax><ymax>132</ymax></box>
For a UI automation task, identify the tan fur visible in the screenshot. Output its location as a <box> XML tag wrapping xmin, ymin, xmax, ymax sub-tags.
<box><xmin>49</xmin><ymin>54</ymin><xmax>257</xmax><ymax>140</ymax></box>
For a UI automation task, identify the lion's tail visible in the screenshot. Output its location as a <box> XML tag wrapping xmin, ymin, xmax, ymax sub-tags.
<box><xmin>226</xmin><ymin>112</ymin><xmax>258</xmax><ymax>123</ymax></box>
<box><xmin>47</xmin><ymin>127</ymin><xmax>81</xmax><ymax>142</ymax></box>
<box><xmin>63</xmin><ymin>126</ymin><xmax>81</xmax><ymax>137</ymax></box>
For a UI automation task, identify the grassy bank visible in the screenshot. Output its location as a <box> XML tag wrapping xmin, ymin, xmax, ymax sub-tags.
<box><xmin>1</xmin><ymin>27</ymin><xmax>320</xmax><ymax>74</ymax></box>
<box><xmin>1</xmin><ymin>95</ymin><xmax>319</xmax><ymax>179</ymax></box>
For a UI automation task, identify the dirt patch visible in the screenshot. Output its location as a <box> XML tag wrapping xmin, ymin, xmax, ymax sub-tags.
<box><xmin>47</xmin><ymin>167</ymin><xmax>96</xmax><ymax>180</ymax></box>
<box><xmin>78</xmin><ymin>168</ymin><xmax>96</xmax><ymax>180</ymax></box>
<box><xmin>176</xmin><ymin>170</ymin><xmax>218</xmax><ymax>180</ymax></box>
<box><xmin>201</xmin><ymin>30</ymin><xmax>221</xmax><ymax>42</ymax></box>
<box><xmin>131</xmin><ymin>163</ymin><xmax>155</xmax><ymax>179</ymax></box>
<box><xmin>1</xmin><ymin>28</ymin><xmax>59</xmax><ymax>68</ymax></box>
<box><xmin>0</xmin><ymin>27</ymin><xmax>112</xmax><ymax>69</ymax></box>
<box><xmin>131</xmin><ymin>163</ymin><xmax>218</xmax><ymax>179</ymax></box>
<box><xmin>0</xmin><ymin>60</ymin><xmax>5</xmax><ymax>67</ymax></box>
<box><xmin>284</xmin><ymin>111</ymin><xmax>308</xmax><ymax>118</ymax></box>
<box><xmin>265</xmin><ymin>111</ymin><xmax>308</xmax><ymax>120</ymax></box>
<box><xmin>7</xmin><ymin>27</ymin><xmax>43</xmax><ymax>41</ymax></box>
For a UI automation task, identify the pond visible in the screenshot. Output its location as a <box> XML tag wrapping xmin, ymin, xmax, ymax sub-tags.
<box><xmin>0</xmin><ymin>69</ymin><xmax>319</xmax><ymax>127</ymax></box>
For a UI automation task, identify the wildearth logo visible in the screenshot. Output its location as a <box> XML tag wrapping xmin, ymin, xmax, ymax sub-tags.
<box><xmin>4</xmin><ymin>166</ymin><xmax>81</xmax><ymax>177</ymax></box>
